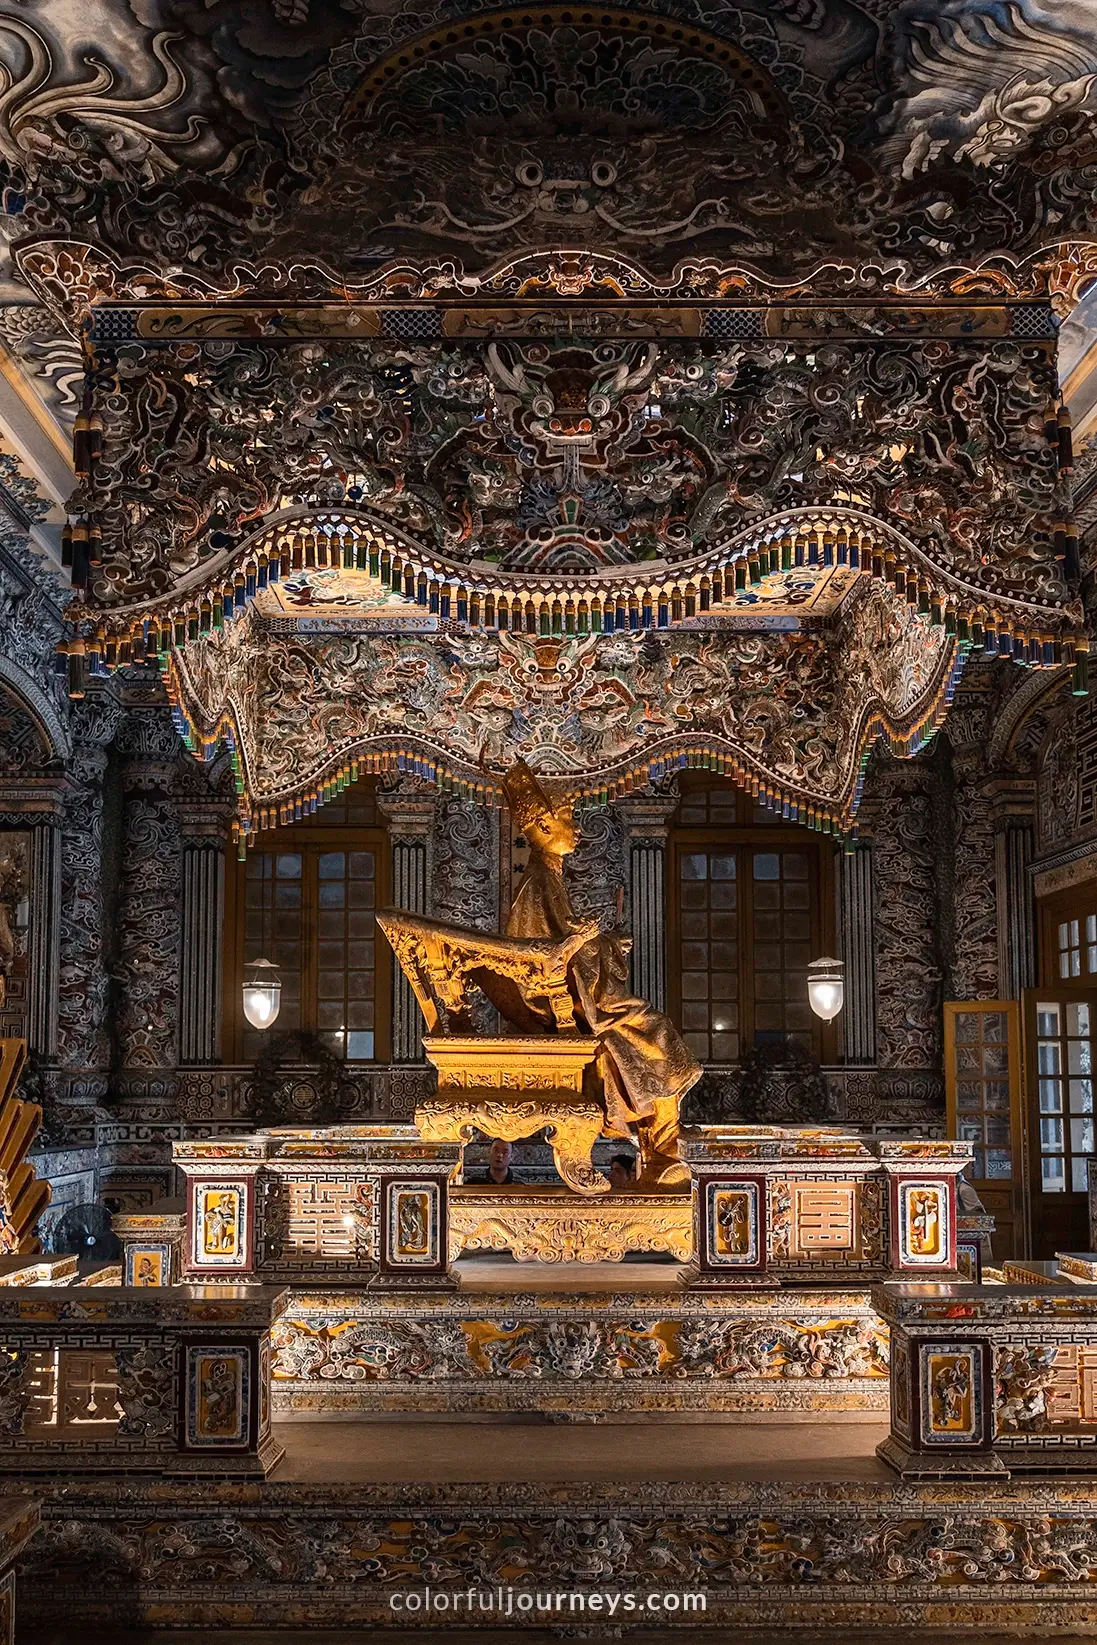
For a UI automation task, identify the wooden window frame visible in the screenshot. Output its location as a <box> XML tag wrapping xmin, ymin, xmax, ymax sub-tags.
<box><xmin>223</xmin><ymin>817</ymin><xmax>392</xmax><ymax>1065</ymax></box>
<box><xmin>944</xmin><ymin>998</ymin><xmax>1026</xmax><ymax>1259</ymax></box>
<box><xmin>1040</xmin><ymin>886</ymin><xmax>1097</xmax><ymax>987</ymax></box>
<box><xmin>1022</xmin><ymin>983</ymin><xmax>1097</xmax><ymax>1256</ymax></box>
<box><xmin>668</xmin><ymin>785</ymin><xmax>838</xmax><ymax>1064</ymax></box>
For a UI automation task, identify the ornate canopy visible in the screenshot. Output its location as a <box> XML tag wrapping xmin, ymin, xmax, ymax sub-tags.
<box><xmin>1</xmin><ymin>0</ymin><xmax>1094</xmax><ymax>833</ymax></box>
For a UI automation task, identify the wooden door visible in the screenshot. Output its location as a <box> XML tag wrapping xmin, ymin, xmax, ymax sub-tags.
<box><xmin>1023</xmin><ymin>986</ymin><xmax>1097</xmax><ymax>1257</ymax></box>
<box><xmin>944</xmin><ymin>1001</ymin><xmax>1025</xmax><ymax>1259</ymax></box>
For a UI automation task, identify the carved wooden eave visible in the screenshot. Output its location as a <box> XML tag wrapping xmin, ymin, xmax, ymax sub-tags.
<box><xmin>159</xmin><ymin>569</ymin><xmax>968</xmax><ymax>844</ymax></box>
<box><xmin>0</xmin><ymin>0</ymin><xmax>1092</xmax><ymax>834</ymax></box>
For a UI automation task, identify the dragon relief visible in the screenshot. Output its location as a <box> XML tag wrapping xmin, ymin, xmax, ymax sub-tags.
<box><xmin>72</xmin><ymin>332</ymin><xmax>1063</xmax><ymax>608</ymax></box>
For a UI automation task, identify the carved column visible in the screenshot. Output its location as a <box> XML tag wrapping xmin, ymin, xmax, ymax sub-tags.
<box><xmin>838</xmin><ymin>842</ymin><xmax>876</xmax><ymax>1065</ymax></box>
<box><xmin>989</xmin><ymin>777</ymin><xmax>1038</xmax><ymax>1000</ymax></box>
<box><xmin>613</xmin><ymin>795</ymin><xmax>677</xmax><ymax>1012</ymax></box>
<box><xmin>179</xmin><ymin>794</ymin><xmax>231</xmax><ymax>1064</ymax></box>
<box><xmin>115</xmin><ymin>714</ymin><xmax>183</xmax><ymax>1072</ymax></box>
<box><xmin>57</xmin><ymin>705</ymin><xmax>118</xmax><ymax>1080</ymax></box>
<box><xmin>949</xmin><ymin>750</ymin><xmax>1000</xmax><ymax>1001</ymax></box>
<box><xmin>377</xmin><ymin>781</ymin><xmax>436</xmax><ymax>1063</ymax></box>
<box><xmin>27</xmin><ymin>814</ymin><xmax>61</xmax><ymax>1058</ymax></box>
<box><xmin>0</xmin><ymin>785</ymin><xmax>63</xmax><ymax>1058</ymax></box>
<box><xmin>859</xmin><ymin>757</ymin><xmax>943</xmax><ymax>1072</ymax></box>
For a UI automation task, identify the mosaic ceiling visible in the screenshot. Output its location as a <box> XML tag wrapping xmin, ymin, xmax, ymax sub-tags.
<box><xmin>0</xmin><ymin>0</ymin><xmax>1095</xmax><ymax>828</ymax></box>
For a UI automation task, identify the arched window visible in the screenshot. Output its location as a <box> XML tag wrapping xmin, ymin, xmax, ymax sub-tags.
<box><xmin>668</xmin><ymin>780</ymin><xmax>837</xmax><ymax>1064</ymax></box>
<box><xmin>224</xmin><ymin>786</ymin><xmax>391</xmax><ymax>1063</ymax></box>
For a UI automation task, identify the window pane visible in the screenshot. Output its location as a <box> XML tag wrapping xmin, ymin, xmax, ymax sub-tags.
<box><xmin>1041</xmin><ymin>1116</ymin><xmax>1064</xmax><ymax>1150</ymax></box>
<box><xmin>1038</xmin><ymin>1042</ymin><xmax>1062</xmax><ymax>1075</ymax></box>
<box><xmin>240</xmin><ymin>834</ymin><xmax>378</xmax><ymax>1063</ymax></box>
<box><xmin>753</xmin><ymin>853</ymin><xmax>780</xmax><ymax>880</ymax></box>
<box><xmin>1042</xmin><ymin>1155</ymin><xmax>1066</xmax><ymax>1192</ymax></box>
<box><xmin>1071</xmin><ymin>1079</ymin><xmax>1093</xmax><ymax>1114</ymax></box>
<box><xmin>1071</xmin><ymin>1117</ymin><xmax>1095</xmax><ymax>1155</ymax></box>
<box><xmin>1074</xmin><ymin>1157</ymin><xmax>1092</xmax><ymax>1194</ymax></box>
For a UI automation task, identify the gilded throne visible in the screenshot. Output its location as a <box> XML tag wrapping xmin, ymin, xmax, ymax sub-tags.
<box><xmin>379</xmin><ymin>762</ymin><xmax>701</xmax><ymax>1196</ymax></box>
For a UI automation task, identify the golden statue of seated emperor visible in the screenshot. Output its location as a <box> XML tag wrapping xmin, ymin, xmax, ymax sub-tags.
<box><xmin>378</xmin><ymin>762</ymin><xmax>701</xmax><ymax>1194</ymax></box>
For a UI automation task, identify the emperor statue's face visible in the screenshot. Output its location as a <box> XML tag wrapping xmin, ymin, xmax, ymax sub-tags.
<box><xmin>528</xmin><ymin>805</ymin><xmax>578</xmax><ymax>859</ymax></box>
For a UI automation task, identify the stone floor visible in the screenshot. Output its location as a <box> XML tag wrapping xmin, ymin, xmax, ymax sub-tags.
<box><xmin>275</xmin><ymin>1417</ymin><xmax>891</xmax><ymax>1483</ymax></box>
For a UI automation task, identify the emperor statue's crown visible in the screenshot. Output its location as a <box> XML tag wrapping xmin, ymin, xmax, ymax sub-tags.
<box><xmin>503</xmin><ymin>760</ymin><xmax>570</xmax><ymax>836</ymax></box>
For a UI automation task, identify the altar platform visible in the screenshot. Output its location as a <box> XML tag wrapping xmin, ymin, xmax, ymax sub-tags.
<box><xmin>14</xmin><ymin>1420</ymin><xmax>1097</xmax><ymax>1634</ymax></box>
<box><xmin>270</xmin><ymin>1269</ymin><xmax>890</xmax><ymax>1418</ymax></box>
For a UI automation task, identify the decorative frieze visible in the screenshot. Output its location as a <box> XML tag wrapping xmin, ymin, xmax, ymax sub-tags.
<box><xmin>270</xmin><ymin>1285</ymin><xmax>888</xmax><ymax>1417</ymax></box>
<box><xmin>21</xmin><ymin>1475</ymin><xmax>1097</xmax><ymax>1632</ymax></box>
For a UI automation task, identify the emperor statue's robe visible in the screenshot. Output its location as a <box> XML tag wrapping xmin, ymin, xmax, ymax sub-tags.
<box><xmin>505</xmin><ymin>849</ymin><xmax>700</xmax><ymax>1156</ymax></box>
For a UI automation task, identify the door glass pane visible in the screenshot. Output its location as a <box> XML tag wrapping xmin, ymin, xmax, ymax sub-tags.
<box><xmin>948</xmin><ymin>1006</ymin><xmax>1016</xmax><ymax>1187</ymax></box>
<box><xmin>1039</xmin><ymin>1079</ymin><xmax>1063</xmax><ymax>1113</ymax></box>
<box><xmin>1070</xmin><ymin>1079</ymin><xmax>1093</xmax><ymax>1113</ymax></box>
<box><xmin>1042</xmin><ymin>1154</ymin><xmax>1067</xmax><ymax>1192</ymax></box>
<box><xmin>1071</xmin><ymin>1117</ymin><xmax>1096</xmax><ymax>1155</ymax></box>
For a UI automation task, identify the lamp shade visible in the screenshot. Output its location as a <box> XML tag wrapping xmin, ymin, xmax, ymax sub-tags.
<box><xmin>242</xmin><ymin>957</ymin><xmax>281</xmax><ymax>1030</ymax></box>
<box><xmin>807</xmin><ymin>956</ymin><xmax>845</xmax><ymax>1022</ymax></box>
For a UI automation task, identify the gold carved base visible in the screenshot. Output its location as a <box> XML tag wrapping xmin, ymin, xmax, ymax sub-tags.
<box><xmin>419</xmin><ymin>1035</ymin><xmax>610</xmax><ymax>1196</ymax></box>
<box><xmin>450</xmin><ymin>1185</ymin><xmax>693</xmax><ymax>1263</ymax></box>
